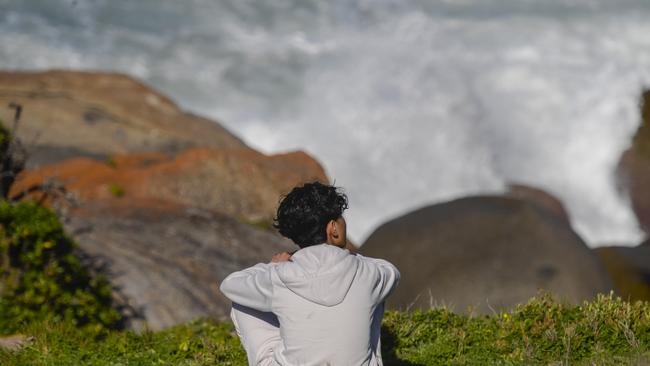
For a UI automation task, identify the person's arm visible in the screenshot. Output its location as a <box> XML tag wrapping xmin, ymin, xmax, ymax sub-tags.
<box><xmin>364</xmin><ymin>256</ymin><xmax>400</xmax><ymax>303</ymax></box>
<box><xmin>220</xmin><ymin>263</ymin><xmax>277</xmax><ymax>312</ymax></box>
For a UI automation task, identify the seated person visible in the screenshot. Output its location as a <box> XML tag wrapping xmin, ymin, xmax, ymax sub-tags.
<box><xmin>220</xmin><ymin>182</ymin><xmax>400</xmax><ymax>366</ymax></box>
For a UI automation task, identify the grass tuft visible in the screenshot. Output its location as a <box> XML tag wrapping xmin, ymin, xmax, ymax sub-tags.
<box><xmin>0</xmin><ymin>319</ymin><xmax>245</xmax><ymax>366</ymax></box>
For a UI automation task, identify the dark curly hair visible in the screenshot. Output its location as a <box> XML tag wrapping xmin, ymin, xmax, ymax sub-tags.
<box><xmin>273</xmin><ymin>181</ymin><xmax>349</xmax><ymax>248</ymax></box>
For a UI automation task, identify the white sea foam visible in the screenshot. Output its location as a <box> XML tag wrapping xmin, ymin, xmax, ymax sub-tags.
<box><xmin>1</xmin><ymin>0</ymin><xmax>650</xmax><ymax>246</ymax></box>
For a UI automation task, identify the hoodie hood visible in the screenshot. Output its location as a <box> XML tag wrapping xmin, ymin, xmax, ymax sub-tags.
<box><xmin>275</xmin><ymin>244</ymin><xmax>359</xmax><ymax>307</ymax></box>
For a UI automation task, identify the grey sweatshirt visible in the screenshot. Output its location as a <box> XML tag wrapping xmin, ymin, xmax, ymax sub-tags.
<box><xmin>220</xmin><ymin>244</ymin><xmax>400</xmax><ymax>366</ymax></box>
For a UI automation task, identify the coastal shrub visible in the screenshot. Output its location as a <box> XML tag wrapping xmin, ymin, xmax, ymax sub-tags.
<box><xmin>0</xmin><ymin>201</ymin><xmax>122</xmax><ymax>334</ymax></box>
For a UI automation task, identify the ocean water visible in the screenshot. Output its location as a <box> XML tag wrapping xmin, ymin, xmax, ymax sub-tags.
<box><xmin>1</xmin><ymin>0</ymin><xmax>650</xmax><ymax>246</ymax></box>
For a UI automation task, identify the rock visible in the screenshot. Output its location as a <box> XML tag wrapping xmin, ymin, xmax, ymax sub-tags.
<box><xmin>10</xmin><ymin>147</ymin><xmax>328</xmax><ymax>224</ymax></box>
<box><xmin>506</xmin><ymin>183</ymin><xmax>570</xmax><ymax>223</ymax></box>
<box><xmin>617</xmin><ymin>90</ymin><xmax>650</xmax><ymax>235</ymax></box>
<box><xmin>64</xmin><ymin>198</ymin><xmax>296</xmax><ymax>331</ymax></box>
<box><xmin>360</xmin><ymin>196</ymin><xmax>613</xmax><ymax>313</ymax></box>
<box><xmin>593</xmin><ymin>244</ymin><xmax>650</xmax><ymax>301</ymax></box>
<box><xmin>0</xmin><ymin>70</ymin><xmax>246</xmax><ymax>167</ymax></box>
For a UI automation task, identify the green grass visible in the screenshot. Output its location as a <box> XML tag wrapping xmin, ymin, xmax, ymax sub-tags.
<box><xmin>0</xmin><ymin>319</ymin><xmax>245</xmax><ymax>366</ymax></box>
<box><xmin>1</xmin><ymin>293</ymin><xmax>649</xmax><ymax>365</ymax></box>
<box><xmin>382</xmin><ymin>293</ymin><xmax>650</xmax><ymax>365</ymax></box>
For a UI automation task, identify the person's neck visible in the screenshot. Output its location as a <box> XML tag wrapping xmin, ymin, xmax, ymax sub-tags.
<box><xmin>325</xmin><ymin>240</ymin><xmax>347</xmax><ymax>249</ymax></box>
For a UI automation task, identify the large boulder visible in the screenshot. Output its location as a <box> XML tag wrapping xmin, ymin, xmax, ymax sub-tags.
<box><xmin>361</xmin><ymin>196</ymin><xmax>613</xmax><ymax>313</ymax></box>
<box><xmin>617</xmin><ymin>90</ymin><xmax>650</xmax><ymax>235</ymax></box>
<box><xmin>10</xmin><ymin>147</ymin><xmax>327</xmax><ymax>224</ymax></box>
<box><xmin>63</xmin><ymin>198</ymin><xmax>295</xmax><ymax>331</ymax></box>
<box><xmin>593</xmin><ymin>244</ymin><xmax>650</xmax><ymax>301</ymax></box>
<box><xmin>0</xmin><ymin>70</ymin><xmax>246</xmax><ymax>167</ymax></box>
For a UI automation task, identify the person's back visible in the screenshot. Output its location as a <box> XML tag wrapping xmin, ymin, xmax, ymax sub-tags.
<box><xmin>220</xmin><ymin>182</ymin><xmax>399</xmax><ymax>365</ymax></box>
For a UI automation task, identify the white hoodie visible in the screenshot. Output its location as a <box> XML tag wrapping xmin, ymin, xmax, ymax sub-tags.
<box><xmin>220</xmin><ymin>244</ymin><xmax>400</xmax><ymax>366</ymax></box>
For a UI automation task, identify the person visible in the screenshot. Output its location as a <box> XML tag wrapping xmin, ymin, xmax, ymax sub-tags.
<box><xmin>220</xmin><ymin>181</ymin><xmax>400</xmax><ymax>366</ymax></box>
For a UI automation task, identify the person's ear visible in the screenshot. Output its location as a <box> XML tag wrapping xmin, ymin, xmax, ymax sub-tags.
<box><xmin>326</xmin><ymin>220</ymin><xmax>338</xmax><ymax>243</ymax></box>
<box><xmin>332</xmin><ymin>220</ymin><xmax>341</xmax><ymax>238</ymax></box>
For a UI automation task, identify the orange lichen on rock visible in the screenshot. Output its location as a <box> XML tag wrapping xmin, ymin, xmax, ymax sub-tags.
<box><xmin>11</xmin><ymin>148</ymin><xmax>329</xmax><ymax>223</ymax></box>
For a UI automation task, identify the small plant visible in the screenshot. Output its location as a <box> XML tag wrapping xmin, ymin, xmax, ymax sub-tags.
<box><xmin>108</xmin><ymin>183</ymin><xmax>125</xmax><ymax>198</ymax></box>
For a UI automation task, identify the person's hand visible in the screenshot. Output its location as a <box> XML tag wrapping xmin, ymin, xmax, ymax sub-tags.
<box><xmin>271</xmin><ymin>252</ymin><xmax>292</xmax><ymax>263</ymax></box>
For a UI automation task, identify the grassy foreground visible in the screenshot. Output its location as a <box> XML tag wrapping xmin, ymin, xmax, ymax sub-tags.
<box><xmin>1</xmin><ymin>293</ymin><xmax>649</xmax><ymax>365</ymax></box>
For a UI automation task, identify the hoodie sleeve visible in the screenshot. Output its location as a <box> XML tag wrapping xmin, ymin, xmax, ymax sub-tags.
<box><xmin>219</xmin><ymin>263</ymin><xmax>276</xmax><ymax>312</ymax></box>
<box><xmin>364</xmin><ymin>257</ymin><xmax>400</xmax><ymax>304</ymax></box>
